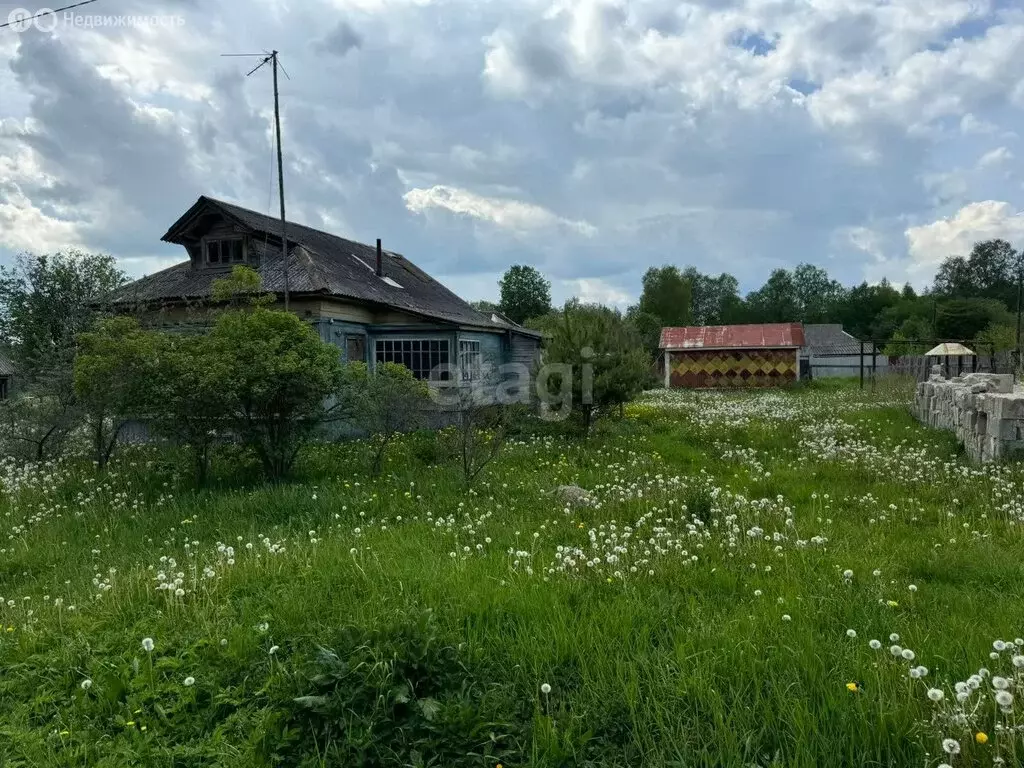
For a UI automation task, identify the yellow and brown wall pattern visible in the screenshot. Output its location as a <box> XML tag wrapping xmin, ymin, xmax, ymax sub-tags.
<box><xmin>668</xmin><ymin>348</ymin><xmax>797</xmax><ymax>388</ymax></box>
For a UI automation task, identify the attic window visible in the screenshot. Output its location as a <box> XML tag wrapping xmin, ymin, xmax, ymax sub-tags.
<box><xmin>205</xmin><ymin>238</ymin><xmax>245</xmax><ymax>266</ymax></box>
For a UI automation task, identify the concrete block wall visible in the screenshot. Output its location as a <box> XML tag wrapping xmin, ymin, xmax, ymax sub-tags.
<box><xmin>912</xmin><ymin>367</ymin><xmax>1024</xmax><ymax>462</ymax></box>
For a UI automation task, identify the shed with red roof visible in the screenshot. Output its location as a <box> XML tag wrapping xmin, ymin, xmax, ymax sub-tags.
<box><xmin>659</xmin><ymin>323</ymin><xmax>805</xmax><ymax>388</ymax></box>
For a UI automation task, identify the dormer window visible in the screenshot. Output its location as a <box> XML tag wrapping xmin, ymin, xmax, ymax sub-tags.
<box><xmin>204</xmin><ymin>237</ymin><xmax>246</xmax><ymax>266</ymax></box>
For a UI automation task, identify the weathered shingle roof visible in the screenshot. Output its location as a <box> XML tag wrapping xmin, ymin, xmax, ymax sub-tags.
<box><xmin>0</xmin><ymin>353</ymin><xmax>14</xmax><ymax>377</ymax></box>
<box><xmin>803</xmin><ymin>324</ymin><xmax>870</xmax><ymax>355</ymax></box>
<box><xmin>107</xmin><ymin>196</ymin><xmax>540</xmax><ymax>335</ymax></box>
<box><xmin>660</xmin><ymin>323</ymin><xmax>805</xmax><ymax>350</ymax></box>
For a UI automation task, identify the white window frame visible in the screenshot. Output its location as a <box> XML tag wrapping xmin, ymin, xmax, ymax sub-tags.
<box><xmin>203</xmin><ymin>236</ymin><xmax>247</xmax><ymax>267</ymax></box>
<box><xmin>374</xmin><ymin>338</ymin><xmax>451</xmax><ymax>380</ymax></box>
<box><xmin>459</xmin><ymin>339</ymin><xmax>482</xmax><ymax>381</ymax></box>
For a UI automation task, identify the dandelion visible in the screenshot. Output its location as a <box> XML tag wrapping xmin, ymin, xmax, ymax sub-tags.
<box><xmin>908</xmin><ymin>584</ymin><xmax>917</xmax><ymax>592</ymax></box>
<box><xmin>141</xmin><ymin>637</ymin><xmax>154</xmax><ymax>652</ymax></box>
<box><xmin>942</xmin><ymin>738</ymin><xmax>960</xmax><ymax>755</ymax></box>
<box><xmin>183</xmin><ymin>676</ymin><xmax>195</xmax><ymax>686</ymax></box>
<box><xmin>269</xmin><ymin>645</ymin><xmax>280</xmax><ymax>655</ymax></box>
<box><xmin>842</xmin><ymin>569</ymin><xmax>853</xmax><ymax>579</ymax></box>
<box><xmin>753</xmin><ymin>589</ymin><xmax>762</xmax><ymax>597</ymax></box>
<box><xmin>541</xmin><ymin>683</ymin><xmax>552</xmax><ymax>694</ymax></box>
<box><xmin>890</xmin><ymin>645</ymin><xmax>902</xmax><ymax>656</ymax></box>
<box><xmin>220</xmin><ymin>639</ymin><xmax>228</xmax><ymax>647</ymax></box>
<box><xmin>995</xmin><ymin>690</ymin><xmax>1014</xmax><ymax>707</ymax></box>
<box><xmin>994</xmin><ymin>640</ymin><xmax>1007</xmax><ymax>652</ymax></box>
<box><xmin>80</xmin><ymin>679</ymin><xmax>92</xmax><ymax>690</ymax></box>
<box><xmin>846</xmin><ymin>682</ymin><xmax>859</xmax><ymax>692</ymax></box>
<box><xmin>869</xmin><ymin>639</ymin><xmax>882</xmax><ymax>650</ymax></box>
<box><xmin>901</xmin><ymin>648</ymin><xmax>915</xmax><ymax>661</ymax></box>
<box><xmin>1013</xmin><ymin>655</ymin><xmax>1024</xmax><ymax>668</ymax></box>
<box><xmin>257</xmin><ymin>622</ymin><xmax>269</xmax><ymax>633</ymax></box>
<box><xmin>927</xmin><ymin>688</ymin><xmax>944</xmax><ymax>702</ymax></box>
<box><xmin>782</xmin><ymin>614</ymin><xmax>792</xmax><ymax>622</ymax></box>
<box><xmin>846</xmin><ymin>629</ymin><xmax>857</xmax><ymax>638</ymax></box>
<box><xmin>889</xmin><ymin>633</ymin><xmax>900</xmax><ymax>642</ymax></box>
<box><xmin>976</xmin><ymin>732</ymin><xmax>989</xmax><ymax>745</ymax></box>
<box><xmin>993</xmin><ymin>676</ymin><xmax>1009</xmax><ymax>690</ymax></box>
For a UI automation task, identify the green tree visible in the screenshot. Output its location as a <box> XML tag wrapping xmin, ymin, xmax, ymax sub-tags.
<box><xmin>975</xmin><ymin>323</ymin><xmax>1016</xmax><ymax>353</ymax></box>
<box><xmin>935</xmin><ymin>298</ymin><xmax>1013</xmax><ymax>341</ymax></box>
<box><xmin>498</xmin><ymin>265</ymin><xmax>552</xmax><ymax>325</ymax></box>
<box><xmin>745</xmin><ymin>269</ymin><xmax>799</xmax><ymax>322</ymax></box>
<box><xmin>792</xmin><ymin>263</ymin><xmax>845</xmax><ymax>323</ymax></box>
<box><xmin>148</xmin><ymin>332</ymin><xmax>231</xmax><ymax>487</ymax></box>
<box><xmin>0</xmin><ymin>251</ymin><xmax>126</xmax><ymax>382</ymax></box>
<box><xmin>340</xmin><ymin>361</ymin><xmax>429</xmax><ymax>475</ymax></box>
<box><xmin>209</xmin><ymin>308</ymin><xmax>345</xmax><ymax>481</ymax></box>
<box><xmin>210</xmin><ymin>265</ymin><xmax>272</xmax><ymax>307</ymax></box>
<box><xmin>624</xmin><ymin>306</ymin><xmax>663</xmax><ymax>357</ymax></box>
<box><xmin>541</xmin><ymin>301</ymin><xmax>651</xmax><ymax>436</ymax></box>
<box><xmin>74</xmin><ymin>317</ymin><xmax>162</xmax><ymax>471</ymax></box>
<box><xmin>470</xmin><ymin>300</ymin><xmax>500</xmax><ymax>313</ymax></box>
<box><xmin>637</xmin><ymin>266</ymin><xmax>692</xmax><ymax>327</ymax></box>
<box><xmin>933</xmin><ymin>239</ymin><xmax>1019</xmax><ymax>306</ymax></box>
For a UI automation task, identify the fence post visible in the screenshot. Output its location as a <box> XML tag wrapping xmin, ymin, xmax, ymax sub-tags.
<box><xmin>859</xmin><ymin>340</ymin><xmax>864</xmax><ymax>390</ymax></box>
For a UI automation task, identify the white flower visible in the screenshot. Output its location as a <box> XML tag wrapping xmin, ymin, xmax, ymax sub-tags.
<box><xmin>846</xmin><ymin>629</ymin><xmax>857</xmax><ymax>638</ymax></box>
<box><xmin>183</xmin><ymin>676</ymin><xmax>195</xmax><ymax>686</ymax></box>
<box><xmin>258</xmin><ymin>622</ymin><xmax>269</xmax><ymax>633</ymax></box>
<box><xmin>80</xmin><ymin>679</ymin><xmax>92</xmax><ymax>690</ymax></box>
<box><xmin>901</xmin><ymin>648</ymin><xmax>915</xmax><ymax>661</ymax></box>
<box><xmin>938</xmin><ymin>764</ymin><xmax>953</xmax><ymax>768</ymax></box>
<box><xmin>890</xmin><ymin>645</ymin><xmax>903</xmax><ymax>656</ymax></box>
<box><xmin>842</xmin><ymin>569</ymin><xmax>853</xmax><ymax>579</ymax></box>
<box><xmin>915</xmin><ymin>666</ymin><xmax>929</xmax><ymax>677</ymax></box>
<box><xmin>220</xmin><ymin>639</ymin><xmax>228</xmax><ymax>647</ymax></box>
<box><xmin>992</xmin><ymin>676</ymin><xmax>1009</xmax><ymax>690</ymax></box>
<box><xmin>942</xmin><ymin>738</ymin><xmax>960</xmax><ymax>755</ymax></box>
<box><xmin>889</xmin><ymin>633</ymin><xmax>900</xmax><ymax>642</ymax></box>
<box><xmin>908</xmin><ymin>584</ymin><xmax>917</xmax><ymax>592</ymax></box>
<box><xmin>541</xmin><ymin>683</ymin><xmax>552</xmax><ymax>694</ymax></box>
<box><xmin>141</xmin><ymin>637</ymin><xmax>154</xmax><ymax>652</ymax></box>
<box><xmin>872</xmin><ymin>569</ymin><xmax>881</xmax><ymax>577</ymax></box>
<box><xmin>869</xmin><ymin>639</ymin><xmax>882</xmax><ymax>650</ymax></box>
<box><xmin>268</xmin><ymin>645</ymin><xmax>280</xmax><ymax>655</ymax></box>
<box><xmin>994</xmin><ymin>640</ymin><xmax>1007</xmax><ymax>652</ymax></box>
<box><xmin>1012</xmin><ymin>655</ymin><xmax>1024</xmax><ymax>668</ymax></box>
<box><xmin>995</xmin><ymin>690</ymin><xmax>1014</xmax><ymax>707</ymax></box>
<box><xmin>753</xmin><ymin>589</ymin><xmax>762</xmax><ymax>597</ymax></box>
<box><xmin>782</xmin><ymin>614</ymin><xmax>792</xmax><ymax>622</ymax></box>
<box><xmin>927</xmin><ymin>688</ymin><xmax>944</xmax><ymax>701</ymax></box>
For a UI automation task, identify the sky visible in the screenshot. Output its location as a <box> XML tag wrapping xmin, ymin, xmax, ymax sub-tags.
<box><xmin>1</xmin><ymin>0</ymin><xmax>1024</xmax><ymax>308</ymax></box>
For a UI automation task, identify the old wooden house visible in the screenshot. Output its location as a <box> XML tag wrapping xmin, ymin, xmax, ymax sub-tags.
<box><xmin>106</xmin><ymin>196</ymin><xmax>542</xmax><ymax>383</ymax></box>
<box><xmin>0</xmin><ymin>353</ymin><xmax>13</xmax><ymax>400</ymax></box>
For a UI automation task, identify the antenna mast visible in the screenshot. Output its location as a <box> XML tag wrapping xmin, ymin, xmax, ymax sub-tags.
<box><xmin>222</xmin><ymin>50</ymin><xmax>291</xmax><ymax>311</ymax></box>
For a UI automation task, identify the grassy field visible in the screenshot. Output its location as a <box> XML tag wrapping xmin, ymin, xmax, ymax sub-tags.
<box><xmin>2</xmin><ymin>382</ymin><xmax>1024</xmax><ymax>767</ymax></box>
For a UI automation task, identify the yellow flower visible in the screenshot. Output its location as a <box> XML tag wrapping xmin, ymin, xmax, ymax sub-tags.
<box><xmin>59</xmin><ymin>730</ymin><xmax>69</xmax><ymax>737</ymax></box>
<box><xmin>846</xmin><ymin>682</ymin><xmax>859</xmax><ymax>692</ymax></box>
<box><xmin>976</xmin><ymin>732</ymin><xmax>989</xmax><ymax>744</ymax></box>
<box><xmin>125</xmin><ymin>721</ymin><xmax>135</xmax><ymax>727</ymax></box>
<box><xmin>886</xmin><ymin>600</ymin><xmax>899</xmax><ymax>607</ymax></box>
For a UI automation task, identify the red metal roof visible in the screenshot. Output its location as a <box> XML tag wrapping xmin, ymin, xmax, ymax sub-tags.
<box><xmin>660</xmin><ymin>323</ymin><xmax>805</xmax><ymax>350</ymax></box>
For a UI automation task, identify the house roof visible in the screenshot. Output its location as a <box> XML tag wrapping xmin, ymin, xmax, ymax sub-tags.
<box><xmin>803</xmin><ymin>324</ymin><xmax>870</xmax><ymax>355</ymax></box>
<box><xmin>105</xmin><ymin>196</ymin><xmax>541</xmax><ymax>337</ymax></box>
<box><xmin>925</xmin><ymin>342</ymin><xmax>976</xmax><ymax>356</ymax></box>
<box><xmin>660</xmin><ymin>323</ymin><xmax>805</xmax><ymax>350</ymax></box>
<box><xmin>0</xmin><ymin>353</ymin><xmax>13</xmax><ymax>377</ymax></box>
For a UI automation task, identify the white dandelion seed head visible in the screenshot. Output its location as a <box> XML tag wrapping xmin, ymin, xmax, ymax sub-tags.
<box><xmin>183</xmin><ymin>676</ymin><xmax>195</xmax><ymax>686</ymax></box>
<box><xmin>890</xmin><ymin>645</ymin><xmax>903</xmax><ymax>657</ymax></box>
<box><xmin>80</xmin><ymin>679</ymin><xmax>92</xmax><ymax>690</ymax></box>
<box><xmin>908</xmin><ymin>584</ymin><xmax>917</xmax><ymax>592</ymax></box>
<box><xmin>915</xmin><ymin>666</ymin><xmax>929</xmax><ymax>677</ymax></box>
<box><xmin>268</xmin><ymin>645</ymin><xmax>280</xmax><ymax>655</ymax></box>
<box><xmin>541</xmin><ymin>683</ymin><xmax>552</xmax><ymax>694</ymax></box>
<box><xmin>889</xmin><ymin>633</ymin><xmax>900</xmax><ymax>642</ymax></box>
<box><xmin>846</xmin><ymin>629</ymin><xmax>857</xmax><ymax>638</ymax></box>
<box><xmin>995</xmin><ymin>690</ymin><xmax>1014</xmax><ymax>707</ymax></box>
<box><xmin>869</xmin><ymin>639</ymin><xmax>882</xmax><ymax>650</ymax></box>
<box><xmin>942</xmin><ymin>738</ymin><xmax>960</xmax><ymax>755</ymax></box>
<box><xmin>993</xmin><ymin>676</ymin><xmax>1010</xmax><ymax>690</ymax></box>
<box><xmin>902</xmin><ymin>648</ymin><xmax>916</xmax><ymax>661</ymax></box>
<box><xmin>927</xmin><ymin>688</ymin><xmax>944</xmax><ymax>701</ymax></box>
<box><xmin>141</xmin><ymin>637</ymin><xmax>154</xmax><ymax>652</ymax></box>
<box><xmin>782</xmin><ymin>614</ymin><xmax>792</xmax><ymax>622</ymax></box>
<box><xmin>220</xmin><ymin>639</ymin><xmax>228</xmax><ymax>646</ymax></box>
<box><xmin>1013</xmin><ymin>655</ymin><xmax>1024</xmax><ymax>668</ymax></box>
<box><xmin>842</xmin><ymin>569</ymin><xmax>853</xmax><ymax>579</ymax></box>
<box><xmin>994</xmin><ymin>640</ymin><xmax>1007</xmax><ymax>652</ymax></box>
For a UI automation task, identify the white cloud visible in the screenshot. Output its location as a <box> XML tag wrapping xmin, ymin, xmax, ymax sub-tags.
<box><xmin>561</xmin><ymin>277</ymin><xmax>632</xmax><ymax>307</ymax></box>
<box><xmin>403</xmin><ymin>184</ymin><xmax>596</xmax><ymax>236</ymax></box>
<box><xmin>905</xmin><ymin>200</ymin><xmax>1024</xmax><ymax>282</ymax></box>
<box><xmin>977</xmin><ymin>146</ymin><xmax>1014</xmax><ymax>169</ymax></box>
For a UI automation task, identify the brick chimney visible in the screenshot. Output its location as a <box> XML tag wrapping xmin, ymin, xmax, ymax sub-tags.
<box><xmin>376</xmin><ymin>238</ymin><xmax>383</xmax><ymax>277</ymax></box>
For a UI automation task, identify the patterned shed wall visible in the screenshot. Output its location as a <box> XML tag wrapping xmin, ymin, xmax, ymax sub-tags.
<box><xmin>668</xmin><ymin>348</ymin><xmax>798</xmax><ymax>388</ymax></box>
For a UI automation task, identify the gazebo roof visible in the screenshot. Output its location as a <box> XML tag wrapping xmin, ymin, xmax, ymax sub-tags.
<box><xmin>924</xmin><ymin>342</ymin><xmax>976</xmax><ymax>356</ymax></box>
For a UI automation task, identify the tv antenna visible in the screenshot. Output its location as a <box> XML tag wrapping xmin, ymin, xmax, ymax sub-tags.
<box><xmin>222</xmin><ymin>50</ymin><xmax>292</xmax><ymax>311</ymax></box>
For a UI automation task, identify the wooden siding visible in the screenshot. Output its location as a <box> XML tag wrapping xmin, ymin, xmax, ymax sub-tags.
<box><xmin>668</xmin><ymin>348</ymin><xmax>798</xmax><ymax>388</ymax></box>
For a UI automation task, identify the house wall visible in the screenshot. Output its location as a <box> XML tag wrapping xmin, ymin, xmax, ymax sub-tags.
<box><xmin>667</xmin><ymin>347</ymin><xmax>798</xmax><ymax>388</ymax></box>
<box><xmin>808</xmin><ymin>353</ymin><xmax>890</xmax><ymax>378</ymax></box>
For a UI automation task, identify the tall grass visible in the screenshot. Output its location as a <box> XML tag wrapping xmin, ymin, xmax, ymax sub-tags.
<box><xmin>1</xmin><ymin>385</ymin><xmax>1022</xmax><ymax>766</ymax></box>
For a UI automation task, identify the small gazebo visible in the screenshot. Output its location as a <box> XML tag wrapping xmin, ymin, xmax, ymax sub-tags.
<box><xmin>924</xmin><ymin>342</ymin><xmax>976</xmax><ymax>378</ymax></box>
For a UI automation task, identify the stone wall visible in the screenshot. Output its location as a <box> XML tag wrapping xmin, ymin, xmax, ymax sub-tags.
<box><xmin>913</xmin><ymin>367</ymin><xmax>1024</xmax><ymax>462</ymax></box>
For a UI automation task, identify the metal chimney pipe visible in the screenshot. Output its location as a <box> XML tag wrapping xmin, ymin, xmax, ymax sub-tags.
<box><xmin>376</xmin><ymin>238</ymin><xmax>383</xmax><ymax>277</ymax></box>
